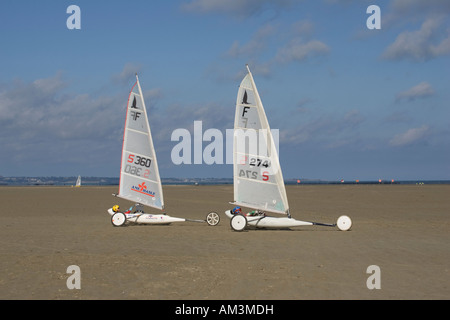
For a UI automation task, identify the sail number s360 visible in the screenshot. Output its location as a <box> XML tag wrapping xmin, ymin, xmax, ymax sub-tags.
<box><xmin>124</xmin><ymin>154</ymin><xmax>152</xmax><ymax>178</ymax></box>
<box><xmin>128</xmin><ymin>154</ymin><xmax>152</xmax><ymax>167</ymax></box>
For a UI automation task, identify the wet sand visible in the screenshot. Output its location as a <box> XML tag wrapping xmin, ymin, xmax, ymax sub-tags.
<box><xmin>0</xmin><ymin>184</ymin><xmax>448</xmax><ymax>300</ymax></box>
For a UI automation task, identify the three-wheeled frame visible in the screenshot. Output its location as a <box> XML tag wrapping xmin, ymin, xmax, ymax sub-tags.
<box><xmin>108</xmin><ymin>204</ymin><xmax>220</xmax><ymax>227</ymax></box>
<box><xmin>222</xmin><ymin>209</ymin><xmax>351</xmax><ymax>232</ymax></box>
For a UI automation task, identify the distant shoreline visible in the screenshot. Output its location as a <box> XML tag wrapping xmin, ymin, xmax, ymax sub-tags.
<box><xmin>0</xmin><ymin>176</ymin><xmax>449</xmax><ymax>186</ymax></box>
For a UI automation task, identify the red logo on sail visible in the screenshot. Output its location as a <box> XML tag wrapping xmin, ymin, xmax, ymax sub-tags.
<box><xmin>131</xmin><ymin>182</ymin><xmax>155</xmax><ymax>197</ymax></box>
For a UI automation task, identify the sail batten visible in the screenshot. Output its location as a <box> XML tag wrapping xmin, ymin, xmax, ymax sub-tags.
<box><xmin>126</xmin><ymin>128</ymin><xmax>150</xmax><ymax>135</ymax></box>
<box><xmin>233</xmin><ymin>66</ymin><xmax>289</xmax><ymax>215</ymax></box>
<box><xmin>121</xmin><ymin>172</ymin><xmax>159</xmax><ymax>184</ymax></box>
<box><xmin>235</xmin><ymin>175</ymin><xmax>279</xmax><ymax>186</ymax></box>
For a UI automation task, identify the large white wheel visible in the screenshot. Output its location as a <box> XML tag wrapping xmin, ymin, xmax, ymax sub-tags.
<box><xmin>111</xmin><ymin>212</ymin><xmax>127</xmax><ymax>227</ymax></box>
<box><xmin>206</xmin><ymin>212</ymin><xmax>220</xmax><ymax>226</ymax></box>
<box><xmin>230</xmin><ymin>214</ymin><xmax>247</xmax><ymax>232</ymax></box>
<box><xmin>337</xmin><ymin>215</ymin><xmax>352</xmax><ymax>231</ymax></box>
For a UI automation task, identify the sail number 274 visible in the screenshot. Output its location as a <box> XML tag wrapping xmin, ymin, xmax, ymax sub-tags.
<box><xmin>239</xmin><ymin>156</ymin><xmax>270</xmax><ymax>181</ymax></box>
<box><xmin>125</xmin><ymin>154</ymin><xmax>152</xmax><ymax>178</ymax></box>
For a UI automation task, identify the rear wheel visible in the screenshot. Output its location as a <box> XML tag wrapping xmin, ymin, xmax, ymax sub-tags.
<box><xmin>206</xmin><ymin>212</ymin><xmax>220</xmax><ymax>226</ymax></box>
<box><xmin>230</xmin><ymin>214</ymin><xmax>247</xmax><ymax>231</ymax></box>
<box><xmin>111</xmin><ymin>212</ymin><xmax>127</xmax><ymax>227</ymax></box>
<box><xmin>337</xmin><ymin>215</ymin><xmax>352</xmax><ymax>231</ymax></box>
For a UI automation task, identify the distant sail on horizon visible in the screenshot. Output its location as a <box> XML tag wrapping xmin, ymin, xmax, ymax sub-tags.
<box><xmin>75</xmin><ymin>175</ymin><xmax>81</xmax><ymax>187</ymax></box>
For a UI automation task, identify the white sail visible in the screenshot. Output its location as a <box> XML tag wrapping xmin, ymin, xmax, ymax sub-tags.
<box><xmin>233</xmin><ymin>65</ymin><xmax>289</xmax><ymax>215</ymax></box>
<box><xmin>118</xmin><ymin>75</ymin><xmax>164</xmax><ymax>210</ymax></box>
<box><xmin>75</xmin><ymin>175</ymin><xmax>81</xmax><ymax>187</ymax></box>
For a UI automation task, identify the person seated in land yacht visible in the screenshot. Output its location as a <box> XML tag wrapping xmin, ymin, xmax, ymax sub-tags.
<box><xmin>231</xmin><ymin>206</ymin><xmax>265</xmax><ymax>217</ymax></box>
<box><xmin>112</xmin><ymin>204</ymin><xmax>145</xmax><ymax>215</ymax></box>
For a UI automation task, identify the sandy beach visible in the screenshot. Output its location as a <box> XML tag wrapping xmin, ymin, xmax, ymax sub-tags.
<box><xmin>0</xmin><ymin>184</ymin><xmax>448</xmax><ymax>300</ymax></box>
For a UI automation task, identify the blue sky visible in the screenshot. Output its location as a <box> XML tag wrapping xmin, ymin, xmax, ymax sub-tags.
<box><xmin>0</xmin><ymin>0</ymin><xmax>449</xmax><ymax>181</ymax></box>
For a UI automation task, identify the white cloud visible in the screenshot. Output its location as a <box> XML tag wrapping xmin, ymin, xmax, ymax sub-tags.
<box><xmin>389</xmin><ymin>125</ymin><xmax>430</xmax><ymax>147</ymax></box>
<box><xmin>214</xmin><ymin>19</ymin><xmax>328</xmax><ymax>81</ymax></box>
<box><xmin>395</xmin><ymin>82</ymin><xmax>435</xmax><ymax>102</ymax></box>
<box><xmin>281</xmin><ymin>109</ymin><xmax>365</xmax><ymax>148</ymax></box>
<box><xmin>276</xmin><ymin>38</ymin><xmax>330</xmax><ymax>63</ymax></box>
<box><xmin>275</xmin><ymin>19</ymin><xmax>329</xmax><ymax>63</ymax></box>
<box><xmin>0</xmin><ymin>73</ymin><xmax>125</xmax><ymax>174</ymax></box>
<box><xmin>382</xmin><ymin>17</ymin><xmax>450</xmax><ymax>61</ymax></box>
<box><xmin>390</xmin><ymin>0</ymin><xmax>450</xmax><ymax>19</ymax></box>
<box><xmin>0</xmin><ymin>76</ymin><xmax>121</xmax><ymax>141</ymax></box>
<box><xmin>291</xmin><ymin>20</ymin><xmax>314</xmax><ymax>37</ymax></box>
<box><xmin>226</xmin><ymin>24</ymin><xmax>276</xmax><ymax>58</ymax></box>
<box><xmin>344</xmin><ymin>109</ymin><xmax>365</xmax><ymax>127</ymax></box>
<box><xmin>111</xmin><ymin>63</ymin><xmax>143</xmax><ymax>84</ymax></box>
<box><xmin>224</xmin><ymin>18</ymin><xmax>329</xmax><ymax>70</ymax></box>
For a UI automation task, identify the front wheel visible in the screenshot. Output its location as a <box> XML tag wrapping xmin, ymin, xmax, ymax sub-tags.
<box><xmin>111</xmin><ymin>212</ymin><xmax>127</xmax><ymax>227</ymax></box>
<box><xmin>230</xmin><ymin>214</ymin><xmax>247</xmax><ymax>232</ymax></box>
<box><xmin>206</xmin><ymin>212</ymin><xmax>220</xmax><ymax>226</ymax></box>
